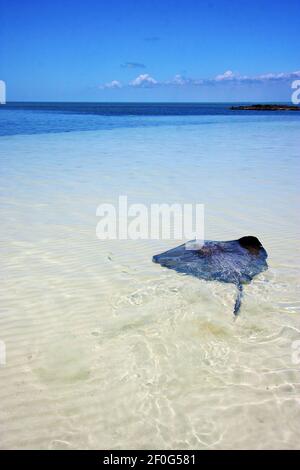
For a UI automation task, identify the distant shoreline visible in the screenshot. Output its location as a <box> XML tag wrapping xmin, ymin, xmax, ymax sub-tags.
<box><xmin>230</xmin><ymin>104</ymin><xmax>300</xmax><ymax>111</ymax></box>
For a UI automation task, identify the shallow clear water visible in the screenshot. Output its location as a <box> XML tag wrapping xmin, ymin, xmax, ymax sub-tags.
<box><xmin>0</xmin><ymin>104</ymin><xmax>299</xmax><ymax>449</ymax></box>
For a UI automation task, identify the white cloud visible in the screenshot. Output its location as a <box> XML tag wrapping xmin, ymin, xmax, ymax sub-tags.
<box><xmin>254</xmin><ymin>71</ymin><xmax>300</xmax><ymax>82</ymax></box>
<box><xmin>98</xmin><ymin>71</ymin><xmax>300</xmax><ymax>90</ymax></box>
<box><xmin>214</xmin><ymin>70</ymin><xmax>237</xmax><ymax>81</ymax></box>
<box><xmin>213</xmin><ymin>70</ymin><xmax>300</xmax><ymax>84</ymax></box>
<box><xmin>164</xmin><ymin>75</ymin><xmax>204</xmax><ymax>86</ymax></box>
<box><xmin>130</xmin><ymin>74</ymin><xmax>158</xmax><ymax>87</ymax></box>
<box><xmin>171</xmin><ymin>74</ymin><xmax>188</xmax><ymax>85</ymax></box>
<box><xmin>99</xmin><ymin>80</ymin><xmax>122</xmax><ymax>89</ymax></box>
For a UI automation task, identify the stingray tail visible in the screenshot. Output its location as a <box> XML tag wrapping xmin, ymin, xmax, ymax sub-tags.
<box><xmin>233</xmin><ymin>283</ymin><xmax>243</xmax><ymax>315</ymax></box>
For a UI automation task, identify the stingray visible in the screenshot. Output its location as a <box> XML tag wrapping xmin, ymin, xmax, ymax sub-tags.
<box><xmin>152</xmin><ymin>236</ymin><xmax>268</xmax><ymax>315</ymax></box>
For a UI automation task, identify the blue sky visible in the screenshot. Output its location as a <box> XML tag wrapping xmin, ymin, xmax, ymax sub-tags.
<box><xmin>0</xmin><ymin>0</ymin><xmax>299</xmax><ymax>101</ymax></box>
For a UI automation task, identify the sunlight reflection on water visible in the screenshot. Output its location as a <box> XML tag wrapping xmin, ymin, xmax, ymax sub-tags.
<box><xmin>0</xmin><ymin>114</ymin><xmax>300</xmax><ymax>449</ymax></box>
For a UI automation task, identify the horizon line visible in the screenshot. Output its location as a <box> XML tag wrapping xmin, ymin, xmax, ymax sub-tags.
<box><xmin>1</xmin><ymin>100</ymin><xmax>292</xmax><ymax>105</ymax></box>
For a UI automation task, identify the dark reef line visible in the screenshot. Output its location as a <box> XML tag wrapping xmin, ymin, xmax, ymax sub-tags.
<box><xmin>230</xmin><ymin>104</ymin><xmax>300</xmax><ymax>111</ymax></box>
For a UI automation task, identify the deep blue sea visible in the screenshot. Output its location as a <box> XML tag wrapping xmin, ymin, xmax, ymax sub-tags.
<box><xmin>0</xmin><ymin>102</ymin><xmax>299</xmax><ymax>136</ymax></box>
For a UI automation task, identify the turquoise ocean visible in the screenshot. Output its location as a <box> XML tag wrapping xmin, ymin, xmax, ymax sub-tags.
<box><xmin>0</xmin><ymin>103</ymin><xmax>299</xmax><ymax>449</ymax></box>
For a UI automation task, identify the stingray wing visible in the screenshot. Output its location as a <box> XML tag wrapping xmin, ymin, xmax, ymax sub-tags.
<box><xmin>153</xmin><ymin>239</ymin><xmax>268</xmax><ymax>285</ymax></box>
